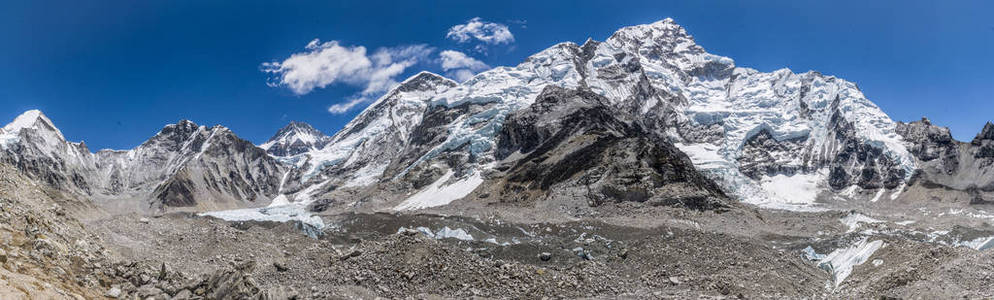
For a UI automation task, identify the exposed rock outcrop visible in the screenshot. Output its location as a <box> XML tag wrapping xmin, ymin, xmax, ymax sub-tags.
<box><xmin>493</xmin><ymin>86</ymin><xmax>729</xmax><ymax>210</ymax></box>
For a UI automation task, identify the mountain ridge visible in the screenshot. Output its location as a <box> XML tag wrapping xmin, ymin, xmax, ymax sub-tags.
<box><xmin>3</xmin><ymin>18</ymin><xmax>992</xmax><ymax>216</ymax></box>
<box><xmin>1</xmin><ymin>112</ymin><xmax>287</xmax><ymax>212</ymax></box>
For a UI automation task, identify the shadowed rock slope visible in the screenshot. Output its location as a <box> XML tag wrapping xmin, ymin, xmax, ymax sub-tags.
<box><xmin>491</xmin><ymin>86</ymin><xmax>729</xmax><ymax>210</ymax></box>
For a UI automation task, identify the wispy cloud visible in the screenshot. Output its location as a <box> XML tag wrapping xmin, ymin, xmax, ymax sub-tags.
<box><xmin>508</xmin><ymin>19</ymin><xmax>528</xmax><ymax>29</ymax></box>
<box><xmin>446</xmin><ymin>17</ymin><xmax>515</xmax><ymax>46</ymax></box>
<box><xmin>261</xmin><ymin>39</ymin><xmax>433</xmax><ymax>113</ymax></box>
<box><xmin>326</xmin><ymin>97</ymin><xmax>369</xmax><ymax>114</ymax></box>
<box><xmin>439</xmin><ymin>50</ymin><xmax>489</xmax><ymax>82</ymax></box>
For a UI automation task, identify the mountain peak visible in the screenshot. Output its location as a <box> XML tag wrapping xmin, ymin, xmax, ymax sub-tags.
<box><xmin>604</xmin><ymin>18</ymin><xmax>714</xmax><ymax>72</ymax></box>
<box><xmin>268</xmin><ymin>121</ymin><xmax>324</xmax><ymax>141</ymax></box>
<box><xmin>2</xmin><ymin>109</ymin><xmax>65</xmax><ymax>141</ymax></box>
<box><xmin>394</xmin><ymin>71</ymin><xmax>458</xmax><ymax>93</ymax></box>
<box><xmin>139</xmin><ymin>119</ymin><xmax>206</xmax><ymax>149</ymax></box>
<box><xmin>974</xmin><ymin>122</ymin><xmax>994</xmax><ymax>144</ymax></box>
<box><xmin>166</xmin><ymin>119</ymin><xmax>201</xmax><ymax>131</ymax></box>
<box><xmin>611</xmin><ymin>18</ymin><xmax>689</xmax><ymax>40</ymax></box>
<box><xmin>261</xmin><ymin>120</ymin><xmax>331</xmax><ymax>156</ymax></box>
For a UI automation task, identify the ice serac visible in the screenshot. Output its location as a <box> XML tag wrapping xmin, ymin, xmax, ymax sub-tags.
<box><xmin>1</xmin><ymin>112</ymin><xmax>287</xmax><ymax>212</ymax></box>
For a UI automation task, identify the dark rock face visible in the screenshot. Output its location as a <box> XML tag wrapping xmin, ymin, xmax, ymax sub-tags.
<box><xmin>973</xmin><ymin>122</ymin><xmax>994</xmax><ymax>143</ymax></box>
<box><xmin>824</xmin><ymin>108</ymin><xmax>906</xmax><ymax>190</ymax></box>
<box><xmin>154</xmin><ymin>127</ymin><xmax>285</xmax><ymax>209</ymax></box>
<box><xmin>154</xmin><ymin>174</ymin><xmax>197</xmax><ymax>207</ymax></box>
<box><xmin>738</xmin><ymin>128</ymin><xmax>807</xmax><ymax>180</ymax></box>
<box><xmin>897</xmin><ymin>118</ymin><xmax>994</xmax><ymax>204</ymax></box>
<box><xmin>972</xmin><ymin>122</ymin><xmax>994</xmax><ymax>159</ymax></box>
<box><xmin>493</xmin><ymin>86</ymin><xmax>729</xmax><ymax>211</ymax></box>
<box><xmin>896</xmin><ymin>118</ymin><xmax>959</xmax><ymax>174</ymax></box>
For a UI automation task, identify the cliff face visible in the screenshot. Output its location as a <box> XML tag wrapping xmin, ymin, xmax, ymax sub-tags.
<box><xmin>897</xmin><ymin>119</ymin><xmax>994</xmax><ymax>204</ymax></box>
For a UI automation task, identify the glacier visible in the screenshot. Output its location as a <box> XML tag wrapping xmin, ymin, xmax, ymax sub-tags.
<box><xmin>256</xmin><ymin>18</ymin><xmax>918</xmax><ymax>214</ymax></box>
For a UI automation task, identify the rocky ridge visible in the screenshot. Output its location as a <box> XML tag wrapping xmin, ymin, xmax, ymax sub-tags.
<box><xmin>897</xmin><ymin>118</ymin><xmax>994</xmax><ymax>204</ymax></box>
<box><xmin>0</xmin><ymin>112</ymin><xmax>286</xmax><ymax>213</ymax></box>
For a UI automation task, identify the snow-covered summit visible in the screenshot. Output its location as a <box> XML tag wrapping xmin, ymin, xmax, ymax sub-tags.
<box><xmin>1</xmin><ymin>110</ymin><xmax>67</xmax><ymax>144</ymax></box>
<box><xmin>260</xmin><ymin>121</ymin><xmax>332</xmax><ymax>157</ymax></box>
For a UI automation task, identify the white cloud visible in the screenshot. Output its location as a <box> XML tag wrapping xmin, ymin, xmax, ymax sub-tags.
<box><xmin>448</xmin><ymin>69</ymin><xmax>477</xmax><ymax>82</ymax></box>
<box><xmin>438</xmin><ymin>50</ymin><xmax>489</xmax><ymax>82</ymax></box>
<box><xmin>327</xmin><ymin>97</ymin><xmax>368</xmax><ymax>114</ymax></box>
<box><xmin>446</xmin><ymin>17</ymin><xmax>514</xmax><ymax>45</ymax></box>
<box><xmin>439</xmin><ymin>50</ymin><xmax>488</xmax><ymax>71</ymax></box>
<box><xmin>262</xmin><ymin>39</ymin><xmax>433</xmax><ymax>113</ymax></box>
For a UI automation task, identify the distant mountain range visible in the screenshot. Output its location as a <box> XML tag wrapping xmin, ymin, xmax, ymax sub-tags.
<box><xmin>2</xmin><ymin>18</ymin><xmax>991</xmax><ymax>219</ymax></box>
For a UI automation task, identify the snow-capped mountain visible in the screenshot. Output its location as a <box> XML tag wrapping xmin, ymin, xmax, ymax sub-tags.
<box><xmin>259</xmin><ymin>121</ymin><xmax>333</xmax><ymax>157</ymax></box>
<box><xmin>0</xmin><ymin>111</ymin><xmax>286</xmax><ymax>212</ymax></box>
<box><xmin>264</xmin><ymin>71</ymin><xmax>458</xmax><ymax>199</ymax></box>
<box><xmin>4</xmin><ymin>18</ymin><xmax>952</xmax><ymax>215</ymax></box>
<box><xmin>95</xmin><ymin>120</ymin><xmax>287</xmax><ymax>210</ymax></box>
<box><xmin>586</xmin><ymin>19</ymin><xmax>915</xmax><ymax>208</ymax></box>
<box><xmin>1</xmin><ymin>110</ymin><xmax>97</xmax><ymax>194</ymax></box>
<box><xmin>266</xmin><ymin>18</ymin><xmax>917</xmax><ymax>212</ymax></box>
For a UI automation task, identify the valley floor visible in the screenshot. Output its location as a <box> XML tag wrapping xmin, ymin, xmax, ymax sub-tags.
<box><xmin>85</xmin><ymin>203</ymin><xmax>994</xmax><ymax>299</ymax></box>
<box><xmin>3</xmin><ymin>159</ymin><xmax>994</xmax><ymax>299</ymax></box>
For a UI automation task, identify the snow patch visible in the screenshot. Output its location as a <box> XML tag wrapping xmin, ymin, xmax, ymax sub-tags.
<box><xmin>436</xmin><ymin>226</ymin><xmax>474</xmax><ymax>241</ymax></box>
<box><xmin>957</xmin><ymin>236</ymin><xmax>994</xmax><ymax>251</ymax></box>
<box><xmin>840</xmin><ymin>212</ymin><xmax>884</xmax><ymax>233</ymax></box>
<box><xmin>398</xmin><ymin>226</ymin><xmax>475</xmax><ymax>241</ymax></box>
<box><xmin>894</xmin><ymin>220</ymin><xmax>916</xmax><ymax>226</ymax></box>
<box><xmin>200</xmin><ymin>204</ymin><xmax>325</xmax><ymax>234</ymax></box>
<box><xmin>869</xmin><ymin>188</ymin><xmax>885</xmax><ymax>202</ymax></box>
<box><xmin>267</xmin><ymin>194</ymin><xmax>291</xmax><ymax>207</ymax></box>
<box><xmin>744</xmin><ymin>171</ymin><xmax>827</xmax><ymax>211</ymax></box>
<box><xmin>341</xmin><ymin>163</ymin><xmax>387</xmax><ymax>188</ymax></box>
<box><xmin>674</xmin><ymin>143</ymin><xmax>728</xmax><ymax>170</ymax></box>
<box><xmin>818</xmin><ymin>238</ymin><xmax>884</xmax><ymax>288</ymax></box>
<box><xmin>394</xmin><ymin>170</ymin><xmax>484</xmax><ymax>210</ymax></box>
<box><xmin>889</xmin><ymin>183</ymin><xmax>906</xmax><ymax>200</ymax></box>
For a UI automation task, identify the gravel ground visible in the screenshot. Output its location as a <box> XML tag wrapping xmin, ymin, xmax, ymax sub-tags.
<box><xmin>89</xmin><ymin>211</ymin><xmax>834</xmax><ymax>299</ymax></box>
<box><xmin>4</xmin><ymin>159</ymin><xmax>994</xmax><ymax>299</ymax></box>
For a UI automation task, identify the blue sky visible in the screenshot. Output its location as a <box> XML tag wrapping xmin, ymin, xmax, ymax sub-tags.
<box><xmin>1</xmin><ymin>0</ymin><xmax>991</xmax><ymax>150</ymax></box>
